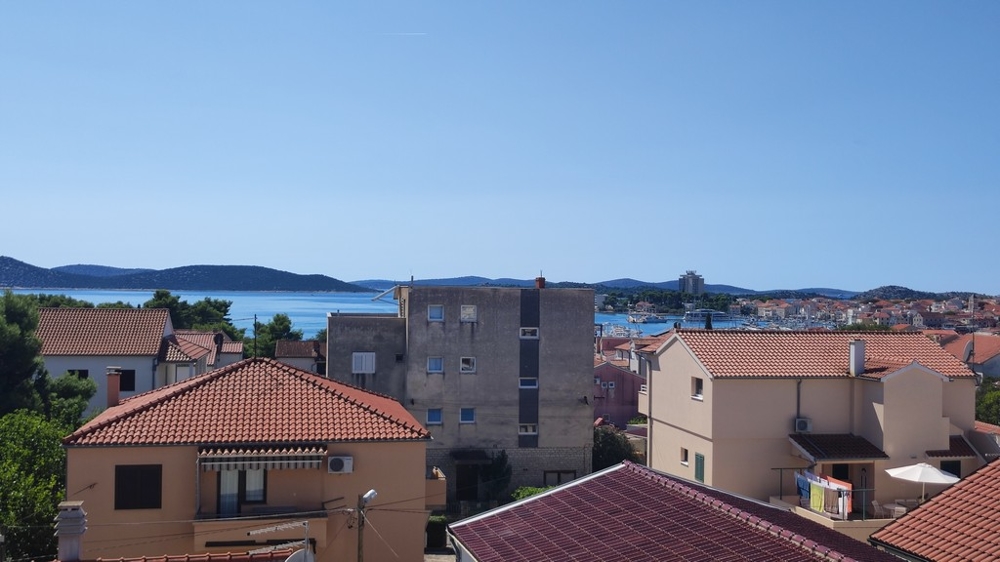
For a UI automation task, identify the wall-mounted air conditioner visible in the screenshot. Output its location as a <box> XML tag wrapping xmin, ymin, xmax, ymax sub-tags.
<box><xmin>328</xmin><ymin>456</ymin><xmax>354</xmax><ymax>474</ymax></box>
<box><xmin>794</xmin><ymin>417</ymin><xmax>812</xmax><ymax>433</ymax></box>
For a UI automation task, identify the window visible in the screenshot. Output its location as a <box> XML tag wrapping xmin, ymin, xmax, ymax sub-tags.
<box><xmin>594</xmin><ymin>377</ymin><xmax>601</xmax><ymax>385</ymax></box>
<box><xmin>608</xmin><ymin>381</ymin><xmax>616</xmax><ymax>389</ymax></box>
<box><xmin>120</xmin><ymin>369</ymin><xmax>136</xmax><ymax>392</ymax></box>
<box><xmin>601</xmin><ymin>382</ymin><xmax>608</xmax><ymax>388</ymax></box>
<box><xmin>543</xmin><ymin>471</ymin><xmax>577</xmax><ymax>486</ymax></box>
<box><xmin>519</xmin><ymin>327</ymin><xmax>539</xmax><ymax>339</ymax></box>
<box><xmin>219</xmin><ymin>469</ymin><xmax>267</xmax><ymax>515</ymax></box>
<box><xmin>941</xmin><ymin>460</ymin><xmax>961</xmax><ymax>478</ymax></box>
<box><xmin>519</xmin><ymin>378</ymin><xmax>538</xmax><ymax>388</ymax></box>
<box><xmin>460</xmin><ymin>357</ymin><xmax>477</xmax><ymax>373</ymax></box>
<box><xmin>427</xmin><ymin>408</ymin><xmax>443</xmax><ymax>425</ymax></box>
<box><xmin>69</xmin><ymin>369</ymin><xmax>89</xmax><ymax>379</ymax></box>
<box><xmin>691</xmin><ymin>377</ymin><xmax>704</xmax><ymax>400</ymax></box>
<box><xmin>518</xmin><ymin>424</ymin><xmax>538</xmax><ymax>435</ymax></box>
<box><xmin>427</xmin><ymin>305</ymin><xmax>444</xmax><ymax>322</ymax></box>
<box><xmin>115</xmin><ymin>465</ymin><xmax>162</xmax><ymax>509</ymax></box>
<box><xmin>352</xmin><ymin>352</ymin><xmax>376</xmax><ymax>374</ymax></box>
<box><xmin>694</xmin><ymin>453</ymin><xmax>705</xmax><ymax>483</ymax></box>
<box><xmin>427</xmin><ymin>356</ymin><xmax>444</xmax><ymax>373</ymax></box>
<box><xmin>460</xmin><ymin>304</ymin><xmax>477</xmax><ymax>322</ymax></box>
<box><xmin>680</xmin><ymin>448</ymin><xmax>689</xmax><ymax>466</ymax></box>
<box><xmin>460</xmin><ymin>408</ymin><xmax>476</xmax><ymax>423</ymax></box>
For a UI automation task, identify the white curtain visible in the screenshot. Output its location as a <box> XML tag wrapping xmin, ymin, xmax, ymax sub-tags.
<box><xmin>219</xmin><ymin>470</ymin><xmax>239</xmax><ymax>515</ymax></box>
<box><xmin>245</xmin><ymin>469</ymin><xmax>265</xmax><ymax>502</ymax></box>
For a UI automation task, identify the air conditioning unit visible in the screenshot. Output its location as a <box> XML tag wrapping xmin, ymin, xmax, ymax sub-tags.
<box><xmin>328</xmin><ymin>456</ymin><xmax>354</xmax><ymax>474</ymax></box>
<box><xmin>794</xmin><ymin>417</ymin><xmax>813</xmax><ymax>433</ymax></box>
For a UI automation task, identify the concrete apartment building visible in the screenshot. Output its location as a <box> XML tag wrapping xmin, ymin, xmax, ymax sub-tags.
<box><xmin>327</xmin><ymin>280</ymin><xmax>595</xmax><ymax>503</ymax></box>
<box><xmin>678</xmin><ymin>270</ymin><xmax>705</xmax><ymax>295</ymax></box>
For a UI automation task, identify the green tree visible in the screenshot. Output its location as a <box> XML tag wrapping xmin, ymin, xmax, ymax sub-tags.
<box><xmin>39</xmin><ymin>372</ymin><xmax>98</xmax><ymax>431</ymax></box>
<box><xmin>245</xmin><ymin>313</ymin><xmax>303</xmax><ymax>358</ymax></box>
<box><xmin>0</xmin><ymin>410</ymin><xmax>66</xmax><ymax>561</ymax></box>
<box><xmin>0</xmin><ymin>291</ymin><xmax>46</xmax><ymax>415</ymax></box>
<box><xmin>143</xmin><ymin>290</ymin><xmax>242</xmax><ymax>340</ymax></box>
<box><xmin>314</xmin><ymin>328</ymin><xmax>328</xmax><ymax>342</ymax></box>
<box><xmin>976</xmin><ymin>383</ymin><xmax>1000</xmax><ymax>425</ymax></box>
<box><xmin>593</xmin><ymin>425</ymin><xmax>640</xmax><ymax>471</ymax></box>
<box><xmin>27</xmin><ymin>293</ymin><xmax>97</xmax><ymax>308</ymax></box>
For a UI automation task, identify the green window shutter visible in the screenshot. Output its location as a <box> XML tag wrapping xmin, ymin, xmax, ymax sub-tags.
<box><xmin>694</xmin><ymin>453</ymin><xmax>705</xmax><ymax>483</ymax></box>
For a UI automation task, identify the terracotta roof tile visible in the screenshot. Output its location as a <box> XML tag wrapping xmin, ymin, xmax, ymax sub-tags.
<box><xmin>789</xmin><ymin>434</ymin><xmax>889</xmax><ymax>462</ymax></box>
<box><xmin>221</xmin><ymin>341</ymin><xmax>244</xmax><ymax>354</ymax></box>
<box><xmin>669</xmin><ymin>330</ymin><xmax>973</xmax><ymax>378</ymax></box>
<box><xmin>450</xmin><ymin>462</ymin><xmax>898</xmax><ymax>562</ymax></box>
<box><xmin>64</xmin><ymin>358</ymin><xmax>430</xmax><ymax>446</ymax></box>
<box><xmin>275</xmin><ymin>340</ymin><xmax>324</xmax><ymax>359</ymax></box>
<box><xmin>925</xmin><ymin>435</ymin><xmax>978</xmax><ymax>458</ymax></box>
<box><xmin>974</xmin><ymin>420</ymin><xmax>1000</xmax><ymax>434</ymax></box>
<box><xmin>37</xmin><ymin>308</ymin><xmax>170</xmax><ymax>356</ymax></box>
<box><xmin>174</xmin><ymin>330</ymin><xmax>222</xmax><ymax>365</ymax></box>
<box><xmin>870</xmin><ymin>457</ymin><xmax>1000</xmax><ymax>561</ymax></box>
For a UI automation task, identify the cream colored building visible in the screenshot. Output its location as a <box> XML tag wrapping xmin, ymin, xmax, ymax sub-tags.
<box><xmin>639</xmin><ymin>331</ymin><xmax>986</xmax><ymax>525</ymax></box>
<box><xmin>64</xmin><ymin>358</ymin><xmax>442</xmax><ymax>562</ymax></box>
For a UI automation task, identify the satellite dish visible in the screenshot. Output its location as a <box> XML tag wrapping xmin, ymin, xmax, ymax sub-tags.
<box><xmin>284</xmin><ymin>549</ymin><xmax>314</xmax><ymax>562</ymax></box>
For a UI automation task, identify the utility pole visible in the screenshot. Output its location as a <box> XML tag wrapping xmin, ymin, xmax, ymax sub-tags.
<box><xmin>357</xmin><ymin>489</ymin><xmax>377</xmax><ymax>562</ymax></box>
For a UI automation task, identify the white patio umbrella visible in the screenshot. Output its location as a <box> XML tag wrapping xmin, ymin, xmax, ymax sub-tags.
<box><xmin>885</xmin><ymin>462</ymin><xmax>959</xmax><ymax>500</ymax></box>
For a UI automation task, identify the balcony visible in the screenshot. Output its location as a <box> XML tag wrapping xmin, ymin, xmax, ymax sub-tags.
<box><xmin>193</xmin><ymin>509</ymin><xmax>328</xmax><ymax>553</ymax></box>
<box><xmin>769</xmin><ymin>494</ymin><xmax>895</xmax><ymax>541</ymax></box>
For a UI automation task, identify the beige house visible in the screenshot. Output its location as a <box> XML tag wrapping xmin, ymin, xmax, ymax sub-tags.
<box><xmin>63</xmin><ymin>358</ymin><xmax>441</xmax><ymax>562</ymax></box>
<box><xmin>639</xmin><ymin>330</ymin><xmax>984</xmax><ymax>537</ymax></box>
<box><xmin>37</xmin><ymin>308</ymin><xmax>242</xmax><ymax>414</ymax></box>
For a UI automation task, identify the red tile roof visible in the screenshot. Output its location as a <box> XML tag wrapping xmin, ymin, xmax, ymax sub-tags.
<box><xmin>666</xmin><ymin>330</ymin><xmax>973</xmax><ymax>378</ymax></box>
<box><xmin>870</xmin><ymin>458</ymin><xmax>1000</xmax><ymax>561</ymax></box>
<box><xmin>450</xmin><ymin>462</ymin><xmax>898</xmax><ymax>562</ymax></box>
<box><xmin>174</xmin><ymin>330</ymin><xmax>222</xmax><ymax>365</ymax></box>
<box><xmin>64</xmin><ymin>358</ymin><xmax>430</xmax><ymax>446</ymax></box>
<box><xmin>275</xmin><ymin>340</ymin><xmax>324</xmax><ymax>359</ymax></box>
<box><xmin>37</xmin><ymin>308</ymin><xmax>170</xmax><ymax>356</ymax></box>
<box><xmin>974</xmin><ymin>420</ymin><xmax>1000</xmax><ymax>434</ymax></box>
<box><xmin>90</xmin><ymin>550</ymin><xmax>294</xmax><ymax>562</ymax></box>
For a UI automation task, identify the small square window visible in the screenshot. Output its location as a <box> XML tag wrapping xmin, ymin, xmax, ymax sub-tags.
<box><xmin>427</xmin><ymin>408</ymin><xmax>443</xmax><ymax>425</ymax></box>
<box><xmin>120</xmin><ymin>369</ymin><xmax>137</xmax><ymax>392</ymax></box>
<box><xmin>427</xmin><ymin>357</ymin><xmax>444</xmax><ymax>373</ymax></box>
<box><xmin>594</xmin><ymin>377</ymin><xmax>601</xmax><ymax>385</ymax></box>
<box><xmin>681</xmin><ymin>448</ymin><xmax>689</xmax><ymax>465</ymax></box>
<box><xmin>519</xmin><ymin>378</ymin><xmax>538</xmax><ymax>389</ymax></box>
<box><xmin>608</xmin><ymin>381</ymin><xmax>616</xmax><ymax>389</ymax></box>
<box><xmin>428</xmin><ymin>305</ymin><xmax>444</xmax><ymax>322</ymax></box>
<box><xmin>518</xmin><ymin>424</ymin><xmax>537</xmax><ymax>435</ymax></box>
<box><xmin>519</xmin><ymin>327</ymin><xmax>539</xmax><ymax>339</ymax></box>
<box><xmin>70</xmin><ymin>369</ymin><xmax>89</xmax><ymax>379</ymax></box>
<box><xmin>460</xmin><ymin>408</ymin><xmax>476</xmax><ymax>423</ymax></box>
<box><xmin>352</xmin><ymin>352</ymin><xmax>376</xmax><ymax>374</ymax></box>
<box><xmin>691</xmin><ymin>377</ymin><xmax>704</xmax><ymax>400</ymax></box>
<box><xmin>601</xmin><ymin>381</ymin><xmax>608</xmax><ymax>389</ymax></box>
<box><xmin>460</xmin><ymin>357</ymin><xmax>477</xmax><ymax>373</ymax></box>
<box><xmin>460</xmin><ymin>305</ymin><xmax>477</xmax><ymax>322</ymax></box>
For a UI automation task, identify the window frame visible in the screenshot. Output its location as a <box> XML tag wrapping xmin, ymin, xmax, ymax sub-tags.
<box><xmin>427</xmin><ymin>356</ymin><xmax>444</xmax><ymax>374</ymax></box>
<box><xmin>69</xmin><ymin>369</ymin><xmax>90</xmax><ymax>379</ymax></box>
<box><xmin>460</xmin><ymin>356</ymin><xmax>477</xmax><ymax>373</ymax></box>
<box><xmin>680</xmin><ymin>448</ymin><xmax>689</xmax><ymax>466</ymax></box>
<box><xmin>427</xmin><ymin>408</ymin><xmax>443</xmax><ymax>425</ymax></box>
<box><xmin>691</xmin><ymin>377</ymin><xmax>704</xmax><ymax>400</ymax></box>
<box><xmin>460</xmin><ymin>304</ymin><xmax>477</xmax><ymax>323</ymax></box>
<box><xmin>543</xmin><ymin>470</ymin><xmax>577</xmax><ymax>486</ymax></box>
<box><xmin>694</xmin><ymin>453</ymin><xmax>705</xmax><ymax>483</ymax></box>
<box><xmin>940</xmin><ymin>459</ymin><xmax>961</xmax><ymax>479</ymax></box>
<box><xmin>519</xmin><ymin>378</ymin><xmax>538</xmax><ymax>389</ymax></box>
<box><xmin>352</xmin><ymin>352</ymin><xmax>376</xmax><ymax>374</ymax></box>
<box><xmin>459</xmin><ymin>408</ymin><xmax>476</xmax><ymax>424</ymax></box>
<box><xmin>115</xmin><ymin>464</ymin><xmax>162</xmax><ymax>510</ymax></box>
<box><xmin>427</xmin><ymin>305</ymin><xmax>445</xmax><ymax>322</ymax></box>
<box><xmin>518</xmin><ymin>423</ymin><xmax>538</xmax><ymax>435</ymax></box>
<box><xmin>120</xmin><ymin>369</ymin><xmax>137</xmax><ymax>392</ymax></box>
<box><xmin>519</xmin><ymin>327</ymin><xmax>539</xmax><ymax>339</ymax></box>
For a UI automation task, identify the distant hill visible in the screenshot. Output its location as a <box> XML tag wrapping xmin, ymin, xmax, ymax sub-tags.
<box><xmin>52</xmin><ymin>264</ymin><xmax>155</xmax><ymax>277</ymax></box>
<box><xmin>0</xmin><ymin>256</ymin><xmax>370</xmax><ymax>292</ymax></box>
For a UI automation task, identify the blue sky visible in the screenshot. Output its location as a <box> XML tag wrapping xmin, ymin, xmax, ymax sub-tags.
<box><xmin>1</xmin><ymin>2</ymin><xmax>997</xmax><ymax>293</ymax></box>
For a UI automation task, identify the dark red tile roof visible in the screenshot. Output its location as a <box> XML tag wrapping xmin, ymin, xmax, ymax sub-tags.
<box><xmin>37</xmin><ymin>308</ymin><xmax>170</xmax><ymax>356</ymax></box>
<box><xmin>789</xmin><ymin>434</ymin><xmax>889</xmax><ymax>462</ymax></box>
<box><xmin>668</xmin><ymin>330</ymin><xmax>973</xmax><ymax>378</ymax></box>
<box><xmin>275</xmin><ymin>340</ymin><xmax>325</xmax><ymax>359</ymax></box>
<box><xmin>870</xmin><ymin>457</ymin><xmax>1000</xmax><ymax>561</ymax></box>
<box><xmin>64</xmin><ymin>358</ymin><xmax>430</xmax><ymax>446</ymax></box>
<box><xmin>450</xmin><ymin>462</ymin><xmax>899</xmax><ymax>562</ymax></box>
<box><xmin>925</xmin><ymin>435</ymin><xmax>978</xmax><ymax>459</ymax></box>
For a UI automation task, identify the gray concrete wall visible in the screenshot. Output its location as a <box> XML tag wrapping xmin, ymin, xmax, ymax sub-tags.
<box><xmin>326</xmin><ymin>313</ymin><xmax>407</xmax><ymax>399</ymax></box>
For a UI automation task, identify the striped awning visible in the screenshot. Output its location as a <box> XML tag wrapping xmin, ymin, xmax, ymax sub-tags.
<box><xmin>199</xmin><ymin>446</ymin><xmax>327</xmax><ymax>471</ymax></box>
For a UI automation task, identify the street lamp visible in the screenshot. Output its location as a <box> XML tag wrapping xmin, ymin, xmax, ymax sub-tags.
<box><xmin>357</xmin><ymin>489</ymin><xmax>377</xmax><ymax>562</ymax></box>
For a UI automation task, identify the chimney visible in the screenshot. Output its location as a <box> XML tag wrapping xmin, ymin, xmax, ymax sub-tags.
<box><xmin>535</xmin><ymin>276</ymin><xmax>546</xmax><ymax>289</ymax></box>
<box><xmin>106</xmin><ymin>367</ymin><xmax>121</xmax><ymax>408</ymax></box>
<box><xmin>55</xmin><ymin>501</ymin><xmax>87</xmax><ymax>562</ymax></box>
<box><xmin>849</xmin><ymin>340</ymin><xmax>865</xmax><ymax>376</ymax></box>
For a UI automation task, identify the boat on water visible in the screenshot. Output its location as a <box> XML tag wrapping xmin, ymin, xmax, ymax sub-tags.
<box><xmin>683</xmin><ymin>309</ymin><xmax>732</xmax><ymax>322</ymax></box>
<box><xmin>627</xmin><ymin>313</ymin><xmax>669</xmax><ymax>324</ymax></box>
